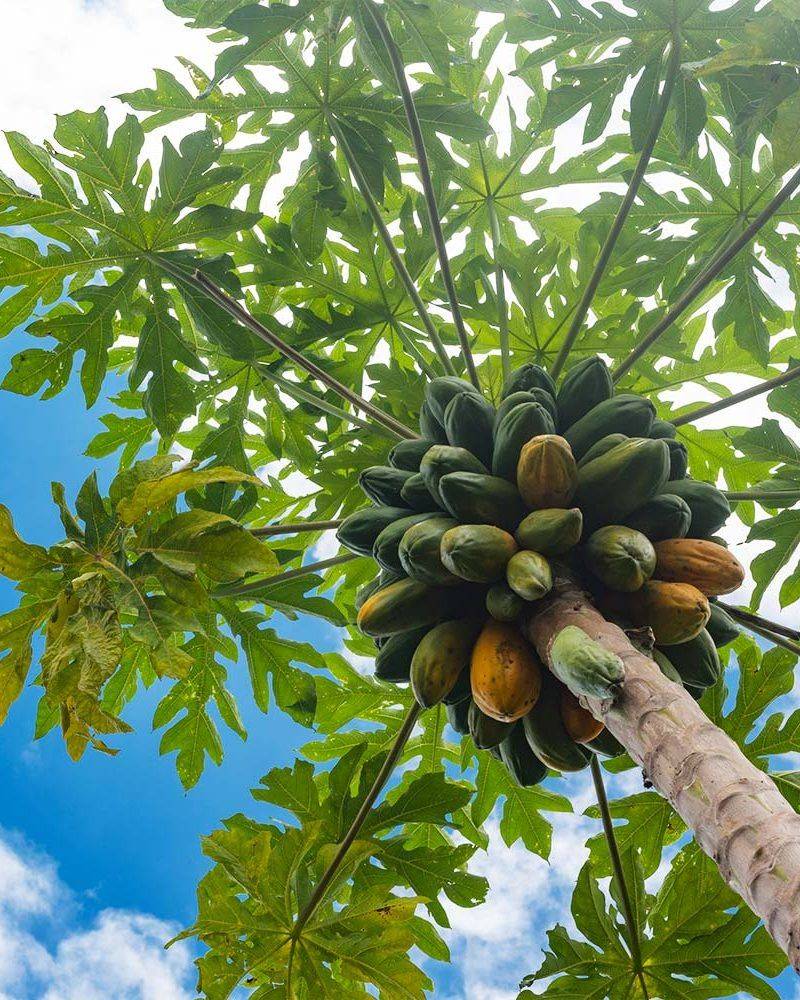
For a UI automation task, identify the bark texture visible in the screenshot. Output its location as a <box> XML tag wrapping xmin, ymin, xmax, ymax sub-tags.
<box><xmin>523</xmin><ymin>571</ymin><xmax>800</xmax><ymax>971</ymax></box>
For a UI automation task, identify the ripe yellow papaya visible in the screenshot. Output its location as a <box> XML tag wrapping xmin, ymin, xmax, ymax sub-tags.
<box><xmin>516</xmin><ymin>434</ymin><xmax>578</xmax><ymax>509</ymax></box>
<box><xmin>604</xmin><ymin>580</ymin><xmax>711</xmax><ymax>645</ymax></box>
<box><xmin>410</xmin><ymin>619</ymin><xmax>483</xmax><ymax>708</ymax></box>
<box><xmin>653</xmin><ymin>538</ymin><xmax>745</xmax><ymax>596</ymax></box>
<box><xmin>470</xmin><ymin>620</ymin><xmax>542</xmax><ymax>722</ymax></box>
<box><xmin>560</xmin><ymin>689</ymin><xmax>605</xmax><ymax>743</ymax></box>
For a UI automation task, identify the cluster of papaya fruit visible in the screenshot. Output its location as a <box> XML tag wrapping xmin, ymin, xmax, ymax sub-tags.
<box><xmin>338</xmin><ymin>356</ymin><xmax>745</xmax><ymax>787</ymax></box>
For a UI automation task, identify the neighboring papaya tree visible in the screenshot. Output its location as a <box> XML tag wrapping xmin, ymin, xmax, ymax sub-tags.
<box><xmin>3</xmin><ymin>0</ymin><xmax>800</xmax><ymax>995</ymax></box>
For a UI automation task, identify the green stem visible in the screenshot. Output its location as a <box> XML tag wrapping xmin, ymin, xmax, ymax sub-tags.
<box><xmin>673</xmin><ymin>363</ymin><xmax>800</xmax><ymax>426</ymax></box>
<box><xmin>367</xmin><ymin>5</ymin><xmax>480</xmax><ymax>389</ymax></box>
<box><xmin>738</xmin><ymin>620</ymin><xmax>800</xmax><ymax>658</ymax></box>
<box><xmin>550</xmin><ymin>33</ymin><xmax>682</xmax><ymax>381</ymax></box>
<box><xmin>250</xmin><ymin>519</ymin><xmax>342</xmax><ymax>538</ymax></box>
<box><xmin>481</xmin><ymin>147</ymin><xmax>511</xmax><ymax>383</ymax></box>
<box><xmin>718</xmin><ymin>603</ymin><xmax>800</xmax><ymax>644</ymax></box>
<box><xmin>725</xmin><ymin>489</ymin><xmax>800</xmax><ymax>505</ymax></box>
<box><xmin>590</xmin><ymin>756</ymin><xmax>649</xmax><ymax>996</ymax></box>
<box><xmin>213</xmin><ymin>553</ymin><xmax>357</xmax><ymax>599</ymax></box>
<box><xmin>613</xmin><ymin>163</ymin><xmax>800</xmax><ymax>383</ymax></box>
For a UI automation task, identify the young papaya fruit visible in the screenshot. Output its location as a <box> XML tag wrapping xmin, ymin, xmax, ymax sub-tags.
<box><xmin>502</xmin><ymin>363</ymin><xmax>556</xmax><ymax>400</ymax></box>
<box><xmin>439</xmin><ymin>472</ymin><xmax>528</xmax><ymax>532</ymax></box>
<box><xmin>441</xmin><ymin>524</ymin><xmax>518</xmax><ymax>583</ymax></box>
<box><xmin>470</xmin><ymin>619</ymin><xmax>543</xmax><ymax>722</ymax></box>
<box><xmin>560</xmin><ymin>689</ymin><xmax>604</xmax><ymax>743</ymax></box>
<box><xmin>549</xmin><ymin>625</ymin><xmax>624</xmax><ymax>700</ymax></box>
<box><xmin>623</xmin><ymin>493</ymin><xmax>692</xmax><ymax>542</ymax></box>
<box><xmin>400</xmin><ymin>471</ymin><xmax>441</xmax><ymax>512</ymax></box>
<box><xmin>500</xmin><ymin>724</ymin><xmax>549</xmax><ymax>786</ymax></box>
<box><xmin>577</xmin><ymin>433</ymin><xmax>629</xmax><ymax>468</ymax></box>
<box><xmin>420</xmin><ymin>444</ymin><xmax>488</xmax><ymax>506</ymax></box>
<box><xmin>425</xmin><ymin>376</ymin><xmax>481</xmax><ymax>425</ymax></box>
<box><xmin>657</xmin><ymin>629</ymin><xmax>721</xmax><ymax>688</ymax></box>
<box><xmin>652</xmin><ymin>648</ymin><xmax>684</xmax><ymax>686</ymax></box>
<box><xmin>666</xmin><ymin>439</ymin><xmax>688</xmax><ymax>480</ymax></box>
<box><xmin>612</xmin><ymin>580</ymin><xmax>711</xmax><ymax>645</ymax></box>
<box><xmin>485</xmin><ymin>581</ymin><xmax>527</xmax><ymax>622</ymax></box>
<box><xmin>585</xmin><ymin>525</ymin><xmax>656</xmax><ymax>592</ymax></box>
<box><xmin>398</xmin><ymin>516</ymin><xmax>460</xmax><ymax>585</ymax></box>
<box><xmin>576</xmin><ymin>438</ymin><xmax>670</xmax><ymax>531</ymax></box>
<box><xmin>564</xmin><ymin>394</ymin><xmax>656</xmax><ymax>459</ymax></box>
<box><xmin>444</xmin><ymin>392</ymin><xmax>496</xmax><ymax>468</ymax></box>
<box><xmin>653</xmin><ymin>538</ymin><xmax>745</xmax><ymax>596</ymax></box>
<box><xmin>357</xmin><ymin>578</ymin><xmax>457</xmax><ymax>636</ymax></box>
<box><xmin>468</xmin><ymin>699</ymin><xmax>515</xmax><ymax>749</ymax></box>
<box><xmin>373</xmin><ymin>512</ymin><xmax>439</xmax><ymax>572</ymax></box>
<box><xmin>359</xmin><ymin>466</ymin><xmax>414</xmax><ymax>507</ymax></box>
<box><xmin>374</xmin><ymin>626</ymin><xmax>430</xmax><ymax>683</ymax></box>
<box><xmin>337</xmin><ymin>505</ymin><xmax>410</xmax><ymax>556</ymax></box>
<box><xmin>355</xmin><ymin>568</ymin><xmax>402</xmax><ymax>612</ymax></box>
<box><xmin>446</xmin><ymin>697</ymin><xmax>472</xmax><ymax>735</ymax></box>
<box><xmin>495</xmin><ymin>389</ymin><xmax>558</xmax><ymax>428</ymax></box>
<box><xmin>411</xmin><ymin>618</ymin><xmax>483</xmax><ymax>708</ymax></box>
<box><xmin>556</xmin><ymin>355</ymin><xmax>613</xmax><ymax>430</ymax></box>
<box><xmin>506</xmin><ymin>550</ymin><xmax>553</xmax><ymax>602</ymax></box>
<box><xmin>707</xmin><ymin>603</ymin><xmax>740</xmax><ymax>647</ymax></box>
<box><xmin>516</xmin><ymin>434</ymin><xmax>578</xmax><ymax>509</ymax></box>
<box><xmin>662</xmin><ymin>479</ymin><xmax>730</xmax><ymax>538</ymax></box>
<box><xmin>522</xmin><ymin>673</ymin><xmax>590</xmax><ymax>772</ymax></box>
<box><xmin>388</xmin><ymin>438</ymin><xmax>438</xmax><ymax>472</ymax></box>
<box><xmin>650</xmin><ymin>418</ymin><xmax>677</xmax><ymax>440</ymax></box>
<box><xmin>492</xmin><ymin>403</ymin><xmax>556</xmax><ymax>481</ymax></box>
<box><xmin>419</xmin><ymin>399</ymin><xmax>448</xmax><ymax>443</ymax></box>
<box><xmin>444</xmin><ymin>660</ymin><xmax>474</xmax><ymax>705</ymax></box>
<box><xmin>515</xmin><ymin>507</ymin><xmax>583</xmax><ymax>556</ymax></box>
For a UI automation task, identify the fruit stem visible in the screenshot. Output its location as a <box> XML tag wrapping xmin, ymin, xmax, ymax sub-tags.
<box><xmin>212</xmin><ymin>553</ymin><xmax>358</xmax><ymax>599</ymax></box>
<box><xmin>367</xmin><ymin>5</ymin><xmax>481</xmax><ymax>390</ymax></box>
<box><xmin>549</xmin><ymin>32</ymin><xmax>682</xmax><ymax>381</ymax></box>
<box><xmin>250</xmin><ymin>519</ymin><xmax>342</xmax><ymax>538</ymax></box>
<box><xmin>480</xmin><ymin>148</ymin><xmax>511</xmax><ymax>383</ymax></box>
<box><xmin>718</xmin><ymin>603</ymin><xmax>800</xmax><ymax>644</ymax></box>
<box><xmin>674</xmin><ymin>363</ymin><xmax>800</xmax><ymax>426</ymax></box>
<box><xmin>724</xmin><ymin>489</ymin><xmax>800</xmax><ymax>505</ymax></box>
<box><xmin>290</xmin><ymin>702</ymin><xmax>422</xmax><ymax>940</ymax></box>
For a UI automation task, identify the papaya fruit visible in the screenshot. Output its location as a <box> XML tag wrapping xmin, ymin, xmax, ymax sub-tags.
<box><xmin>355</xmin><ymin>568</ymin><xmax>401</xmax><ymax>612</ymax></box>
<box><xmin>516</xmin><ymin>434</ymin><xmax>578</xmax><ymax>509</ymax></box>
<box><xmin>658</xmin><ymin>629</ymin><xmax>721</xmax><ymax>688</ymax></box>
<box><xmin>446</xmin><ymin>697</ymin><xmax>472</xmax><ymax>735</ymax></box>
<box><xmin>564</xmin><ymin>394</ymin><xmax>656</xmax><ymax>459</ymax></box>
<box><xmin>419</xmin><ymin>399</ymin><xmax>447</xmax><ymax>443</ymax></box>
<box><xmin>420</xmin><ymin>444</ymin><xmax>488</xmax><ymax>506</ymax></box>
<box><xmin>560</xmin><ymin>689</ymin><xmax>604</xmax><ymax>743</ymax></box>
<box><xmin>485</xmin><ymin>581</ymin><xmax>526</xmax><ymax>622</ymax></box>
<box><xmin>549</xmin><ymin>625</ymin><xmax>624</xmax><ymax>700</ymax></box>
<box><xmin>515</xmin><ymin>507</ymin><xmax>583</xmax><ymax>556</ymax></box>
<box><xmin>506</xmin><ymin>551</ymin><xmax>553</xmax><ymax>602</ymax></box>
<box><xmin>492</xmin><ymin>403</ymin><xmax>556</xmax><ymax>481</ymax></box>
<box><xmin>610</xmin><ymin>580</ymin><xmax>711</xmax><ymax>645</ymax></box>
<box><xmin>652</xmin><ymin>648</ymin><xmax>683</xmax><ymax>685</ymax></box>
<box><xmin>653</xmin><ymin>538</ymin><xmax>745</xmax><ymax>596</ymax></box>
<box><xmin>400</xmin><ymin>472</ymin><xmax>440</xmax><ymax>512</ymax></box>
<box><xmin>337</xmin><ymin>505</ymin><xmax>410</xmax><ymax>556</ymax></box>
<box><xmin>359</xmin><ymin>466</ymin><xmax>414</xmax><ymax>507</ymax></box>
<box><xmin>576</xmin><ymin>438</ymin><xmax>670</xmax><ymax>531</ymax></box>
<box><xmin>470</xmin><ymin>619</ymin><xmax>543</xmax><ymax>722</ymax></box>
<box><xmin>444</xmin><ymin>392</ymin><xmax>496</xmax><ymax>468</ymax></box>
<box><xmin>503</xmin><ymin>363</ymin><xmax>556</xmax><ymax>400</ymax></box>
<box><xmin>373</xmin><ymin>512</ymin><xmax>439</xmax><ymax>572</ymax></box>
<box><xmin>388</xmin><ymin>437</ymin><xmax>437</xmax><ymax>472</ymax></box>
<box><xmin>425</xmin><ymin>375</ymin><xmax>481</xmax><ymax>425</ymax></box>
<box><xmin>439</xmin><ymin>472</ymin><xmax>528</xmax><ymax>532</ymax></box>
<box><xmin>556</xmin><ymin>356</ymin><xmax>613</xmax><ymax>430</ymax></box>
<box><xmin>398</xmin><ymin>516</ymin><xmax>460</xmax><ymax>585</ymax></box>
<box><xmin>468</xmin><ymin>700</ymin><xmax>514</xmax><ymax>749</ymax></box>
<box><xmin>577</xmin><ymin>433</ymin><xmax>628</xmax><ymax>468</ymax></box>
<box><xmin>522</xmin><ymin>673</ymin><xmax>590</xmax><ymax>772</ymax></box>
<box><xmin>587</xmin><ymin>729</ymin><xmax>626</xmax><ymax>758</ymax></box>
<box><xmin>585</xmin><ymin>525</ymin><xmax>656</xmax><ymax>592</ymax></box>
<box><xmin>440</xmin><ymin>524</ymin><xmax>518</xmax><ymax>583</ymax></box>
<box><xmin>662</xmin><ymin>479</ymin><xmax>730</xmax><ymax>538</ymax></box>
<box><xmin>500</xmin><ymin>724</ymin><xmax>549</xmax><ymax>787</ymax></box>
<box><xmin>624</xmin><ymin>493</ymin><xmax>692</xmax><ymax>542</ymax></box>
<box><xmin>650</xmin><ymin>418</ymin><xmax>677</xmax><ymax>440</ymax></box>
<box><xmin>374</xmin><ymin>626</ymin><xmax>430</xmax><ymax>683</ymax></box>
<box><xmin>707</xmin><ymin>603</ymin><xmax>740</xmax><ymax>647</ymax></box>
<box><xmin>444</xmin><ymin>660</ymin><xmax>474</xmax><ymax>705</ymax></box>
<box><xmin>495</xmin><ymin>388</ymin><xmax>558</xmax><ymax>428</ymax></box>
<box><xmin>666</xmin><ymin>439</ymin><xmax>688</xmax><ymax>480</ymax></box>
<box><xmin>357</xmin><ymin>578</ymin><xmax>457</xmax><ymax>636</ymax></box>
<box><xmin>411</xmin><ymin>618</ymin><xmax>482</xmax><ymax>708</ymax></box>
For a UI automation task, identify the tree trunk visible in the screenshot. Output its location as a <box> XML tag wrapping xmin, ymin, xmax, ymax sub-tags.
<box><xmin>522</xmin><ymin>571</ymin><xmax>800</xmax><ymax>971</ymax></box>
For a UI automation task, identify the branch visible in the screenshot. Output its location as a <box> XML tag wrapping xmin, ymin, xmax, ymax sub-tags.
<box><xmin>612</xmin><ymin>163</ymin><xmax>800</xmax><ymax>383</ymax></box>
<box><xmin>725</xmin><ymin>489</ymin><xmax>800</xmax><ymax>505</ymax></box>
<box><xmin>250</xmin><ymin>519</ymin><xmax>342</xmax><ymax>538</ymax></box>
<box><xmin>741</xmin><ymin>620</ymin><xmax>800</xmax><ymax>658</ymax></box>
<box><xmin>673</xmin><ymin>363</ymin><xmax>800</xmax><ymax>426</ymax></box>
<box><xmin>717</xmin><ymin>603</ymin><xmax>800</xmax><ymax>644</ymax></box>
<box><xmin>367</xmin><ymin>6</ymin><xmax>480</xmax><ymax>389</ymax></box>
<box><xmin>481</xmin><ymin>143</ymin><xmax>511</xmax><ymax>383</ymax></box>
<box><xmin>550</xmin><ymin>33</ymin><xmax>682</xmax><ymax>380</ymax></box>
<box><xmin>212</xmin><ymin>553</ymin><xmax>358</xmax><ymax>599</ymax></box>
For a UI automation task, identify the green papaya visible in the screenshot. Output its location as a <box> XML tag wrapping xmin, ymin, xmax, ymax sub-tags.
<box><xmin>577</xmin><ymin>433</ymin><xmax>629</xmax><ymax>468</ymax></box>
<box><xmin>576</xmin><ymin>438</ymin><xmax>670</xmax><ymax>531</ymax></box>
<box><xmin>549</xmin><ymin>625</ymin><xmax>624</xmax><ymax>700</ymax></box>
<box><xmin>522</xmin><ymin>673</ymin><xmax>590</xmax><ymax>772</ymax></box>
<box><xmin>469</xmin><ymin>700</ymin><xmax>515</xmax><ymax>749</ymax></box>
<box><xmin>500</xmin><ymin>723</ymin><xmax>549</xmax><ymax>786</ymax></box>
<box><xmin>585</xmin><ymin>525</ymin><xmax>656</xmax><ymax>592</ymax></box>
<box><xmin>411</xmin><ymin>618</ymin><xmax>482</xmax><ymax>708</ymax></box>
<box><xmin>657</xmin><ymin>629</ymin><xmax>721</xmax><ymax>688</ymax></box>
<box><xmin>338</xmin><ymin>505</ymin><xmax>410</xmax><ymax>556</ymax></box>
<box><xmin>400</xmin><ymin>472</ymin><xmax>440</xmax><ymax>512</ymax></box>
<box><xmin>491</xmin><ymin>402</ymin><xmax>556</xmax><ymax>481</ymax></box>
<box><xmin>398</xmin><ymin>516</ymin><xmax>460</xmax><ymax>585</ymax></box>
<box><xmin>419</xmin><ymin>399</ymin><xmax>447</xmax><ymax>443</ymax></box>
<box><xmin>439</xmin><ymin>472</ymin><xmax>528</xmax><ymax>532</ymax></box>
<box><xmin>624</xmin><ymin>494</ymin><xmax>692</xmax><ymax>542</ymax></box>
<box><xmin>355</xmin><ymin>568</ymin><xmax>401</xmax><ymax>612</ymax></box>
<box><xmin>485</xmin><ymin>581</ymin><xmax>526</xmax><ymax>621</ymax></box>
<box><xmin>515</xmin><ymin>507</ymin><xmax>583</xmax><ymax>555</ymax></box>
<box><xmin>446</xmin><ymin>697</ymin><xmax>472</xmax><ymax>735</ymax></box>
<box><xmin>565</xmin><ymin>394</ymin><xmax>656</xmax><ymax>459</ymax></box>
<box><xmin>444</xmin><ymin>392</ymin><xmax>496</xmax><ymax>468</ymax></box>
<box><xmin>373</xmin><ymin>512</ymin><xmax>439</xmax><ymax>572</ymax></box>
<box><xmin>506</xmin><ymin>551</ymin><xmax>553</xmax><ymax>602</ymax></box>
<box><xmin>667</xmin><ymin>439</ymin><xmax>688</xmax><ymax>480</ymax></box>
<box><xmin>587</xmin><ymin>729</ymin><xmax>626</xmax><ymax>758</ymax></box>
<box><xmin>441</xmin><ymin>524</ymin><xmax>518</xmax><ymax>583</ymax></box>
<box><xmin>374</xmin><ymin>627</ymin><xmax>430</xmax><ymax>683</ymax></box>
<box><xmin>388</xmin><ymin>437</ymin><xmax>438</xmax><ymax>472</ymax></box>
<box><xmin>650</xmin><ymin>418</ymin><xmax>677</xmax><ymax>440</ymax></box>
<box><xmin>357</xmin><ymin>578</ymin><xmax>459</xmax><ymax>636</ymax></box>
<box><xmin>359</xmin><ymin>466</ymin><xmax>414</xmax><ymax>507</ymax></box>
<box><xmin>495</xmin><ymin>389</ymin><xmax>557</xmax><ymax>428</ymax></box>
<box><xmin>652</xmin><ymin>648</ymin><xmax>683</xmax><ymax>685</ymax></box>
<box><xmin>556</xmin><ymin>356</ymin><xmax>613</xmax><ymax>430</ymax></box>
<box><xmin>444</xmin><ymin>661</ymin><xmax>474</xmax><ymax>705</ymax></box>
<box><xmin>503</xmin><ymin>363</ymin><xmax>556</xmax><ymax>400</ymax></box>
<box><xmin>662</xmin><ymin>480</ymin><xmax>730</xmax><ymax>538</ymax></box>
<box><xmin>420</xmin><ymin>444</ymin><xmax>488</xmax><ymax>506</ymax></box>
<box><xmin>425</xmin><ymin>376</ymin><xmax>481</xmax><ymax>425</ymax></box>
<box><xmin>488</xmin><ymin>744</ymin><xmax>503</xmax><ymax>762</ymax></box>
<box><xmin>707</xmin><ymin>603</ymin><xmax>740</xmax><ymax>648</ymax></box>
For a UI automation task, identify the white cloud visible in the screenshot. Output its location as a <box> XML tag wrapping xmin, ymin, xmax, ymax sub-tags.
<box><xmin>0</xmin><ymin>830</ymin><xmax>194</xmax><ymax>1000</ymax></box>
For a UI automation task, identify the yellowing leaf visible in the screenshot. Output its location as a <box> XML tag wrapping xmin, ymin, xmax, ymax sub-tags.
<box><xmin>116</xmin><ymin>465</ymin><xmax>261</xmax><ymax>524</ymax></box>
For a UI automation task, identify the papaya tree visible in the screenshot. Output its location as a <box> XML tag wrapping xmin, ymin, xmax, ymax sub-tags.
<box><xmin>3</xmin><ymin>0</ymin><xmax>800</xmax><ymax>995</ymax></box>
